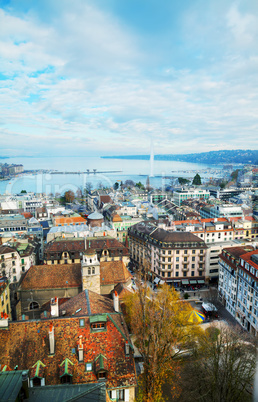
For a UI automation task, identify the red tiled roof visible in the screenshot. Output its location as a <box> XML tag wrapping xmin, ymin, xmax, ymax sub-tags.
<box><xmin>19</xmin><ymin>264</ymin><xmax>82</xmax><ymax>290</ymax></box>
<box><xmin>0</xmin><ymin>309</ymin><xmax>136</xmax><ymax>388</ymax></box>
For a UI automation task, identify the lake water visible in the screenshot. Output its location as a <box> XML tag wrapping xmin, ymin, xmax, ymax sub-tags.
<box><xmin>0</xmin><ymin>156</ymin><xmax>223</xmax><ymax>195</ymax></box>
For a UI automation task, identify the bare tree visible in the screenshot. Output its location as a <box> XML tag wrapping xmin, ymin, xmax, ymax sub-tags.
<box><xmin>177</xmin><ymin>324</ymin><xmax>256</xmax><ymax>402</ymax></box>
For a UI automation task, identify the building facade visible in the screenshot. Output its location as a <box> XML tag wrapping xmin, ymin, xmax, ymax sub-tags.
<box><xmin>128</xmin><ymin>222</ymin><xmax>207</xmax><ymax>286</ymax></box>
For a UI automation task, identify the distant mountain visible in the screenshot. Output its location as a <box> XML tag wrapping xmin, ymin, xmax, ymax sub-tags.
<box><xmin>102</xmin><ymin>150</ymin><xmax>258</xmax><ymax>165</ymax></box>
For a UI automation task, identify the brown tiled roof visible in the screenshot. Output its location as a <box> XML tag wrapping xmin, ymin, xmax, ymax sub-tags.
<box><xmin>0</xmin><ymin>245</ymin><xmax>16</xmax><ymax>254</ymax></box>
<box><xmin>151</xmin><ymin>228</ymin><xmax>205</xmax><ymax>244</ymax></box>
<box><xmin>45</xmin><ymin>239</ymin><xmax>85</xmax><ymax>253</ymax></box>
<box><xmin>59</xmin><ymin>290</ymin><xmax>114</xmax><ymax>317</ymax></box>
<box><xmin>100</xmin><ymin>195</ymin><xmax>113</xmax><ymax>204</ymax></box>
<box><xmin>100</xmin><ymin>261</ymin><xmax>132</xmax><ymax>285</ymax></box>
<box><xmin>0</xmin><ymin>309</ymin><xmax>136</xmax><ymax>388</ymax></box>
<box><xmin>19</xmin><ymin>264</ymin><xmax>82</xmax><ymax>290</ymax></box>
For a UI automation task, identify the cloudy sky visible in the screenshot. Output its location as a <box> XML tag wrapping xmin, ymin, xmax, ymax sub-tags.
<box><xmin>0</xmin><ymin>0</ymin><xmax>258</xmax><ymax>157</ymax></box>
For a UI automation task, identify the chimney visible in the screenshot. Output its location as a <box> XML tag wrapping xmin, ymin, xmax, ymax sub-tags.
<box><xmin>22</xmin><ymin>370</ymin><xmax>29</xmax><ymax>399</ymax></box>
<box><xmin>113</xmin><ymin>291</ymin><xmax>119</xmax><ymax>313</ymax></box>
<box><xmin>49</xmin><ymin>323</ymin><xmax>55</xmax><ymax>355</ymax></box>
<box><xmin>0</xmin><ymin>312</ymin><xmax>9</xmax><ymax>329</ymax></box>
<box><xmin>78</xmin><ymin>335</ymin><xmax>83</xmax><ymax>362</ymax></box>
<box><xmin>125</xmin><ymin>340</ymin><xmax>130</xmax><ymax>356</ymax></box>
<box><xmin>50</xmin><ymin>297</ymin><xmax>59</xmax><ymax>317</ymax></box>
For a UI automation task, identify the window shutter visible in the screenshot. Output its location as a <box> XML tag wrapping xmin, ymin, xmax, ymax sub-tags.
<box><xmin>125</xmin><ymin>388</ymin><xmax>130</xmax><ymax>401</ymax></box>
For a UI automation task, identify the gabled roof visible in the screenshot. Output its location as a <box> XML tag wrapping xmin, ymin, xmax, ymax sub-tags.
<box><xmin>0</xmin><ymin>370</ymin><xmax>29</xmax><ymax>402</ymax></box>
<box><xmin>100</xmin><ymin>261</ymin><xmax>132</xmax><ymax>285</ymax></box>
<box><xmin>0</xmin><ymin>312</ymin><xmax>136</xmax><ymax>389</ymax></box>
<box><xmin>59</xmin><ymin>290</ymin><xmax>114</xmax><ymax>317</ymax></box>
<box><xmin>19</xmin><ymin>264</ymin><xmax>81</xmax><ymax>290</ymax></box>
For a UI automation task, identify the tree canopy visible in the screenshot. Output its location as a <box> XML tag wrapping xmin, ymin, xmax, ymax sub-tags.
<box><xmin>178</xmin><ymin>177</ymin><xmax>190</xmax><ymax>185</ymax></box>
<box><xmin>192</xmin><ymin>173</ymin><xmax>202</xmax><ymax>185</ymax></box>
<box><xmin>177</xmin><ymin>324</ymin><xmax>256</xmax><ymax>402</ymax></box>
<box><xmin>125</xmin><ymin>282</ymin><xmax>200</xmax><ymax>401</ymax></box>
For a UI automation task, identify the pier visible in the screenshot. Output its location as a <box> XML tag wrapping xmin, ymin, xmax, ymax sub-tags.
<box><xmin>50</xmin><ymin>170</ymin><xmax>122</xmax><ymax>175</ymax></box>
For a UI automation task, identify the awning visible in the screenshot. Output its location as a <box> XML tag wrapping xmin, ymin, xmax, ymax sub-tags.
<box><xmin>172</xmin><ymin>280</ymin><xmax>181</xmax><ymax>282</ymax></box>
<box><xmin>159</xmin><ymin>280</ymin><xmax>165</xmax><ymax>285</ymax></box>
<box><xmin>189</xmin><ymin>280</ymin><xmax>197</xmax><ymax>284</ymax></box>
<box><xmin>197</xmin><ymin>280</ymin><xmax>205</xmax><ymax>284</ymax></box>
<box><xmin>154</xmin><ymin>277</ymin><xmax>160</xmax><ymax>284</ymax></box>
<box><xmin>181</xmin><ymin>280</ymin><xmax>189</xmax><ymax>285</ymax></box>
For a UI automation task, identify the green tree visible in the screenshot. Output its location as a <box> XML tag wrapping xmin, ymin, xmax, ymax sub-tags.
<box><xmin>192</xmin><ymin>173</ymin><xmax>202</xmax><ymax>185</ymax></box>
<box><xmin>20</xmin><ymin>190</ymin><xmax>27</xmax><ymax>193</ymax></box>
<box><xmin>231</xmin><ymin>169</ymin><xmax>239</xmax><ymax>181</ymax></box>
<box><xmin>136</xmin><ymin>181</ymin><xmax>145</xmax><ymax>190</ymax></box>
<box><xmin>178</xmin><ymin>177</ymin><xmax>190</xmax><ymax>185</ymax></box>
<box><xmin>113</xmin><ymin>182</ymin><xmax>119</xmax><ymax>190</ymax></box>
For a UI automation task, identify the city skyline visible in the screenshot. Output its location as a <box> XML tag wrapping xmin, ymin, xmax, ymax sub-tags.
<box><xmin>0</xmin><ymin>0</ymin><xmax>258</xmax><ymax>157</ymax></box>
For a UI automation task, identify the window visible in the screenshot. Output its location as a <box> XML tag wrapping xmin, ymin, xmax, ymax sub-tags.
<box><xmin>92</xmin><ymin>267</ymin><xmax>95</xmax><ymax>274</ymax></box>
<box><xmin>183</xmin><ymin>271</ymin><xmax>187</xmax><ymax>277</ymax></box>
<box><xmin>191</xmin><ymin>271</ymin><xmax>195</xmax><ymax>276</ymax></box>
<box><xmin>32</xmin><ymin>377</ymin><xmax>41</xmax><ymax>387</ymax></box>
<box><xmin>61</xmin><ymin>375</ymin><xmax>72</xmax><ymax>384</ymax></box>
<box><xmin>29</xmin><ymin>301</ymin><xmax>39</xmax><ymax>310</ymax></box>
<box><xmin>176</xmin><ymin>264</ymin><xmax>179</xmax><ymax>269</ymax></box>
<box><xmin>86</xmin><ymin>362</ymin><xmax>92</xmax><ymax>372</ymax></box>
<box><xmin>79</xmin><ymin>319</ymin><xmax>85</xmax><ymax>327</ymax></box>
<box><xmin>91</xmin><ymin>322</ymin><xmax>106</xmax><ymax>330</ymax></box>
<box><xmin>176</xmin><ymin>272</ymin><xmax>179</xmax><ymax>277</ymax></box>
<box><xmin>98</xmin><ymin>372</ymin><xmax>106</xmax><ymax>379</ymax></box>
<box><xmin>176</xmin><ymin>250</ymin><xmax>179</xmax><ymax>254</ymax></box>
<box><xmin>184</xmin><ymin>257</ymin><xmax>187</xmax><ymax>262</ymax></box>
<box><xmin>192</xmin><ymin>250</ymin><xmax>195</xmax><ymax>254</ymax></box>
<box><xmin>12</xmin><ymin>268</ymin><xmax>16</xmax><ymax>273</ymax></box>
<box><xmin>184</xmin><ymin>250</ymin><xmax>187</xmax><ymax>254</ymax></box>
<box><xmin>88</xmin><ymin>268</ymin><xmax>91</xmax><ymax>275</ymax></box>
<box><xmin>168</xmin><ymin>272</ymin><xmax>171</xmax><ymax>277</ymax></box>
<box><xmin>12</xmin><ymin>261</ymin><xmax>15</xmax><ymax>266</ymax></box>
<box><xmin>192</xmin><ymin>264</ymin><xmax>195</xmax><ymax>269</ymax></box>
<box><xmin>192</xmin><ymin>257</ymin><xmax>195</xmax><ymax>261</ymax></box>
<box><xmin>22</xmin><ymin>266</ymin><xmax>25</xmax><ymax>272</ymax></box>
<box><xmin>176</xmin><ymin>257</ymin><xmax>179</xmax><ymax>262</ymax></box>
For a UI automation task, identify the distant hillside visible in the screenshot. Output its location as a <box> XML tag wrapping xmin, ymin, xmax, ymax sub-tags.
<box><xmin>102</xmin><ymin>150</ymin><xmax>258</xmax><ymax>165</ymax></box>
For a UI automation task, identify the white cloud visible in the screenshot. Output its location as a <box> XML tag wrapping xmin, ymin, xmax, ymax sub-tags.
<box><xmin>0</xmin><ymin>1</ymin><xmax>258</xmax><ymax>157</ymax></box>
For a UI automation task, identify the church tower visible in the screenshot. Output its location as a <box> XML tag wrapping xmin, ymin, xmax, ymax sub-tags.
<box><xmin>81</xmin><ymin>249</ymin><xmax>100</xmax><ymax>294</ymax></box>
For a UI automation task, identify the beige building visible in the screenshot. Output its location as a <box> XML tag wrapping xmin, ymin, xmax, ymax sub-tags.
<box><xmin>128</xmin><ymin>222</ymin><xmax>207</xmax><ymax>286</ymax></box>
<box><xmin>0</xmin><ymin>278</ymin><xmax>11</xmax><ymax>319</ymax></box>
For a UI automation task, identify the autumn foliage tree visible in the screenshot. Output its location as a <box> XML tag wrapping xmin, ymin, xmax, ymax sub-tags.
<box><xmin>64</xmin><ymin>190</ymin><xmax>75</xmax><ymax>204</ymax></box>
<box><xmin>125</xmin><ymin>282</ymin><xmax>200</xmax><ymax>401</ymax></box>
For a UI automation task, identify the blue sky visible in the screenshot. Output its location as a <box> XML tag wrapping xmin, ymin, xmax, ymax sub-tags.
<box><xmin>0</xmin><ymin>0</ymin><xmax>258</xmax><ymax>157</ymax></box>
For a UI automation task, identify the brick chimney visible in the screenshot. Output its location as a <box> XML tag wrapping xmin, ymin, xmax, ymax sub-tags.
<box><xmin>113</xmin><ymin>291</ymin><xmax>119</xmax><ymax>313</ymax></box>
<box><xmin>78</xmin><ymin>335</ymin><xmax>83</xmax><ymax>362</ymax></box>
<box><xmin>50</xmin><ymin>297</ymin><xmax>59</xmax><ymax>317</ymax></box>
<box><xmin>0</xmin><ymin>312</ymin><xmax>9</xmax><ymax>329</ymax></box>
<box><xmin>49</xmin><ymin>323</ymin><xmax>55</xmax><ymax>355</ymax></box>
<box><xmin>125</xmin><ymin>340</ymin><xmax>130</xmax><ymax>356</ymax></box>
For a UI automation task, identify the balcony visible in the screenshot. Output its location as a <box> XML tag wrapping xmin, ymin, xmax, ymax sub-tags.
<box><xmin>198</xmin><ymin>267</ymin><xmax>204</xmax><ymax>271</ymax></box>
<box><xmin>182</xmin><ymin>267</ymin><xmax>189</xmax><ymax>272</ymax></box>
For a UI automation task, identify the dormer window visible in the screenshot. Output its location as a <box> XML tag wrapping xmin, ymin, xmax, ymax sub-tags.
<box><xmin>90</xmin><ymin>314</ymin><xmax>107</xmax><ymax>332</ymax></box>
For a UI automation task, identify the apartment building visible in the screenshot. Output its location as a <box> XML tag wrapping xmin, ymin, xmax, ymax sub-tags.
<box><xmin>128</xmin><ymin>221</ymin><xmax>207</xmax><ymax>286</ymax></box>
<box><xmin>218</xmin><ymin>246</ymin><xmax>258</xmax><ymax>336</ymax></box>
